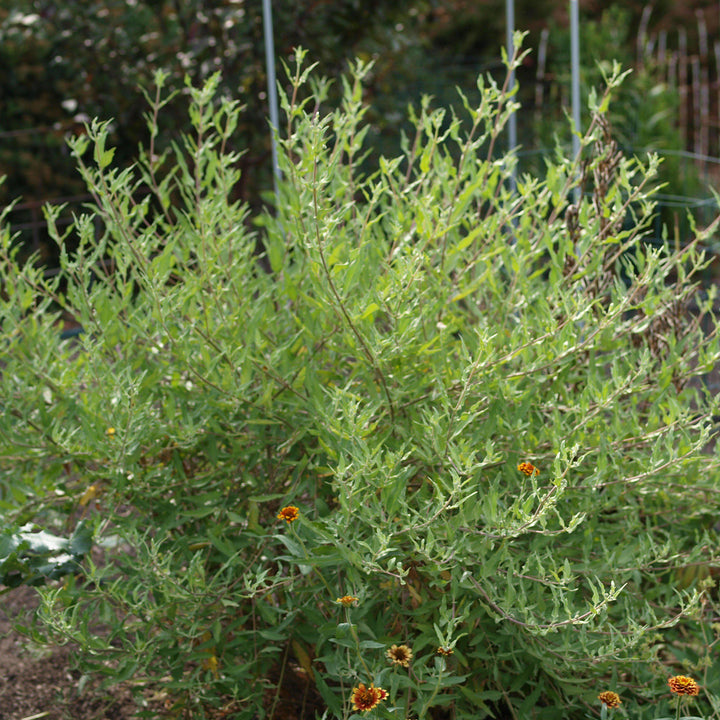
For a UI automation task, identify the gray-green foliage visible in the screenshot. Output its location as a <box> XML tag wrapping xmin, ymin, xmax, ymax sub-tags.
<box><xmin>1</xmin><ymin>39</ymin><xmax>720</xmax><ymax>719</ymax></box>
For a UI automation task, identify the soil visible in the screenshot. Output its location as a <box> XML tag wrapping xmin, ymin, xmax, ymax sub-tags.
<box><xmin>0</xmin><ymin>585</ymin><xmax>324</xmax><ymax>720</ymax></box>
<box><xmin>0</xmin><ymin>585</ymin><xmax>163</xmax><ymax>720</ymax></box>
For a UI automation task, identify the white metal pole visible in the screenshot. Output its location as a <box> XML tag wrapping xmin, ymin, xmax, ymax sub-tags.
<box><xmin>506</xmin><ymin>0</ymin><xmax>517</xmax><ymax>193</ymax></box>
<box><xmin>570</xmin><ymin>0</ymin><xmax>581</xmax><ymax>200</ymax></box>
<box><xmin>262</xmin><ymin>0</ymin><xmax>281</xmax><ymax>199</ymax></box>
<box><xmin>570</xmin><ymin>0</ymin><xmax>581</xmax><ymax>149</ymax></box>
<box><xmin>506</xmin><ymin>0</ymin><xmax>517</xmax><ymax>153</ymax></box>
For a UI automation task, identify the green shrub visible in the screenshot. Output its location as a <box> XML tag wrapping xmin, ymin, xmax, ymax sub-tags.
<box><xmin>2</xmin><ymin>40</ymin><xmax>720</xmax><ymax>720</ymax></box>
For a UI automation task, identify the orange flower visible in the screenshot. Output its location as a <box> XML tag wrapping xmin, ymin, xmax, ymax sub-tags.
<box><xmin>336</xmin><ymin>595</ymin><xmax>359</xmax><ymax>607</ymax></box>
<box><xmin>436</xmin><ymin>646</ymin><xmax>454</xmax><ymax>656</ymax></box>
<box><xmin>668</xmin><ymin>675</ymin><xmax>700</xmax><ymax>696</ymax></box>
<box><xmin>386</xmin><ymin>644</ymin><xmax>413</xmax><ymax>667</ymax></box>
<box><xmin>517</xmin><ymin>462</ymin><xmax>539</xmax><ymax>476</ymax></box>
<box><xmin>598</xmin><ymin>691</ymin><xmax>621</xmax><ymax>709</ymax></box>
<box><xmin>277</xmin><ymin>506</ymin><xmax>299</xmax><ymax>523</ymax></box>
<box><xmin>350</xmin><ymin>683</ymin><xmax>387</xmax><ymax>712</ymax></box>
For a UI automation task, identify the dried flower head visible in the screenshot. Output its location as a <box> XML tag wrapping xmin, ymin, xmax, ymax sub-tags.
<box><xmin>386</xmin><ymin>644</ymin><xmax>413</xmax><ymax>667</ymax></box>
<box><xmin>336</xmin><ymin>595</ymin><xmax>359</xmax><ymax>607</ymax></box>
<box><xmin>668</xmin><ymin>675</ymin><xmax>700</xmax><ymax>696</ymax></box>
<box><xmin>598</xmin><ymin>691</ymin><xmax>622</xmax><ymax>709</ymax></box>
<box><xmin>436</xmin><ymin>646</ymin><xmax>454</xmax><ymax>656</ymax></box>
<box><xmin>517</xmin><ymin>462</ymin><xmax>539</xmax><ymax>476</ymax></box>
<box><xmin>277</xmin><ymin>506</ymin><xmax>299</xmax><ymax>523</ymax></box>
<box><xmin>350</xmin><ymin>683</ymin><xmax>387</xmax><ymax>712</ymax></box>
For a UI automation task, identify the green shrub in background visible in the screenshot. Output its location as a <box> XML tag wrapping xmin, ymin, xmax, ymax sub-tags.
<box><xmin>2</xmin><ymin>38</ymin><xmax>720</xmax><ymax>719</ymax></box>
<box><xmin>537</xmin><ymin>5</ymin><xmax>714</xmax><ymax>252</ymax></box>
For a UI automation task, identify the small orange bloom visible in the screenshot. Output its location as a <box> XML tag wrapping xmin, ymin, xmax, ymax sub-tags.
<box><xmin>350</xmin><ymin>683</ymin><xmax>387</xmax><ymax>712</ymax></box>
<box><xmin>436</xmin><ymin>646</ymin><xmax>454</xmax><ymax>656</ymax></box>
<box><xmin>668</xmin><ymin>675</ymin><xmax>700</xmax><ymax>696</ymax></box>
<box><xmin>336</xmin><ymin>595</ymin><xmax>359</xmax><ymax>607</ymax></box>
<box><xmin>386</xmin><ymin>644</ymin><xmax>413</xmax><ymax>667</ymax></box>
<box><xmin>518</xmin><ymin>462</ymin><xmax>539</xmax><ymax>476</ymax></box>
<box><xmin>277</xmin><ymin>506</ymin><xmax>299</xmax><ymax>523</ymax></box>
<box><xmin>598</xmin><ymin>691</ymin><xmax>621</xmax><ymax>709</ymax></box>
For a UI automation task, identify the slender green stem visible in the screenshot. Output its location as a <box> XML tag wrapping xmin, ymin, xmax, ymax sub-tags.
<box><xmin>289</xmin><ymin>524</ymin><xmax>334</xmax><ymax>597</ymax></box>
<box><xmin>418</xmin><ymin>665</ymin><xmax>444</xmax><ymax>718</ymax></box>
<box><xmin>404</xmin><ymin>665</ymin><xmax>412</xmax><ymax>718</ymax></box>
<box><xmin>347</xmin><ymin>609</ymin><xmax>372</xmax><ymax>678</ymax></box>
<box><xmin>310</xmin><ymin>156</ymin><xmax>396</xmax><ymax>423</ymax></box>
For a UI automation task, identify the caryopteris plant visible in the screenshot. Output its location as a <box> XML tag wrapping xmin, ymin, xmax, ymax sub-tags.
<box><xmin>2</xmin><ymin>36</ymin><xmax>720</xmax><ymax>719</ymax></box>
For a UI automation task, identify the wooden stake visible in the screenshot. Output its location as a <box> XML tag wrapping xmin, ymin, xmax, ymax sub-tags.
<box><xmin>637</xmin><ymin>4</ymin><xmax>653</xmax><ymax>67</ymax></box>
<box><xmin>679</xmin><ymin>28</ymin><xmax>689</xmax><ymax>151</ymax></box>
<box><xmin>534</xmin><ymin>27</ymin><xmax>549</xmax><ymax>142</ymax></box>
<box><xmin>657</xmin><ymin>29</ymin><xmax>667</xmax><ymax>66</ymax></box>
<box><xmin>692</xmin><ymin>57</ymin><xmax>701</xmax><ymax>160</ymax></box>
<box><xmin>697</xmin><ymin>10</ymin><xmax>710</xmax><ymax>165</ymax></box>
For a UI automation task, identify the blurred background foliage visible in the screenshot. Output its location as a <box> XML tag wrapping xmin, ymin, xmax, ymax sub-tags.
<box><xmin>1</xmin><ymin>0</ymin><xmax>720</xmax><ymax>266</ymax></box>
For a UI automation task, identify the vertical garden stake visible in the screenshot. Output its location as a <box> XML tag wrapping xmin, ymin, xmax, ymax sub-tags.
<box><xmin>262</xmin><ymin>0</ymin><xmax>281</xmax><ymax>204</ymax></box>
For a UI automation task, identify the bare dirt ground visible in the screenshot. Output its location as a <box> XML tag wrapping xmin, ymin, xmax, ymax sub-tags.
<box><xmin>0</xmin><ymin>585</ymin><xmax>322</xmax><ymax>720</ymax></box>
<box><xmin>0</xmin><ymin>585</ymin><xmax>160</xmax><ymax>720</ymax></box>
